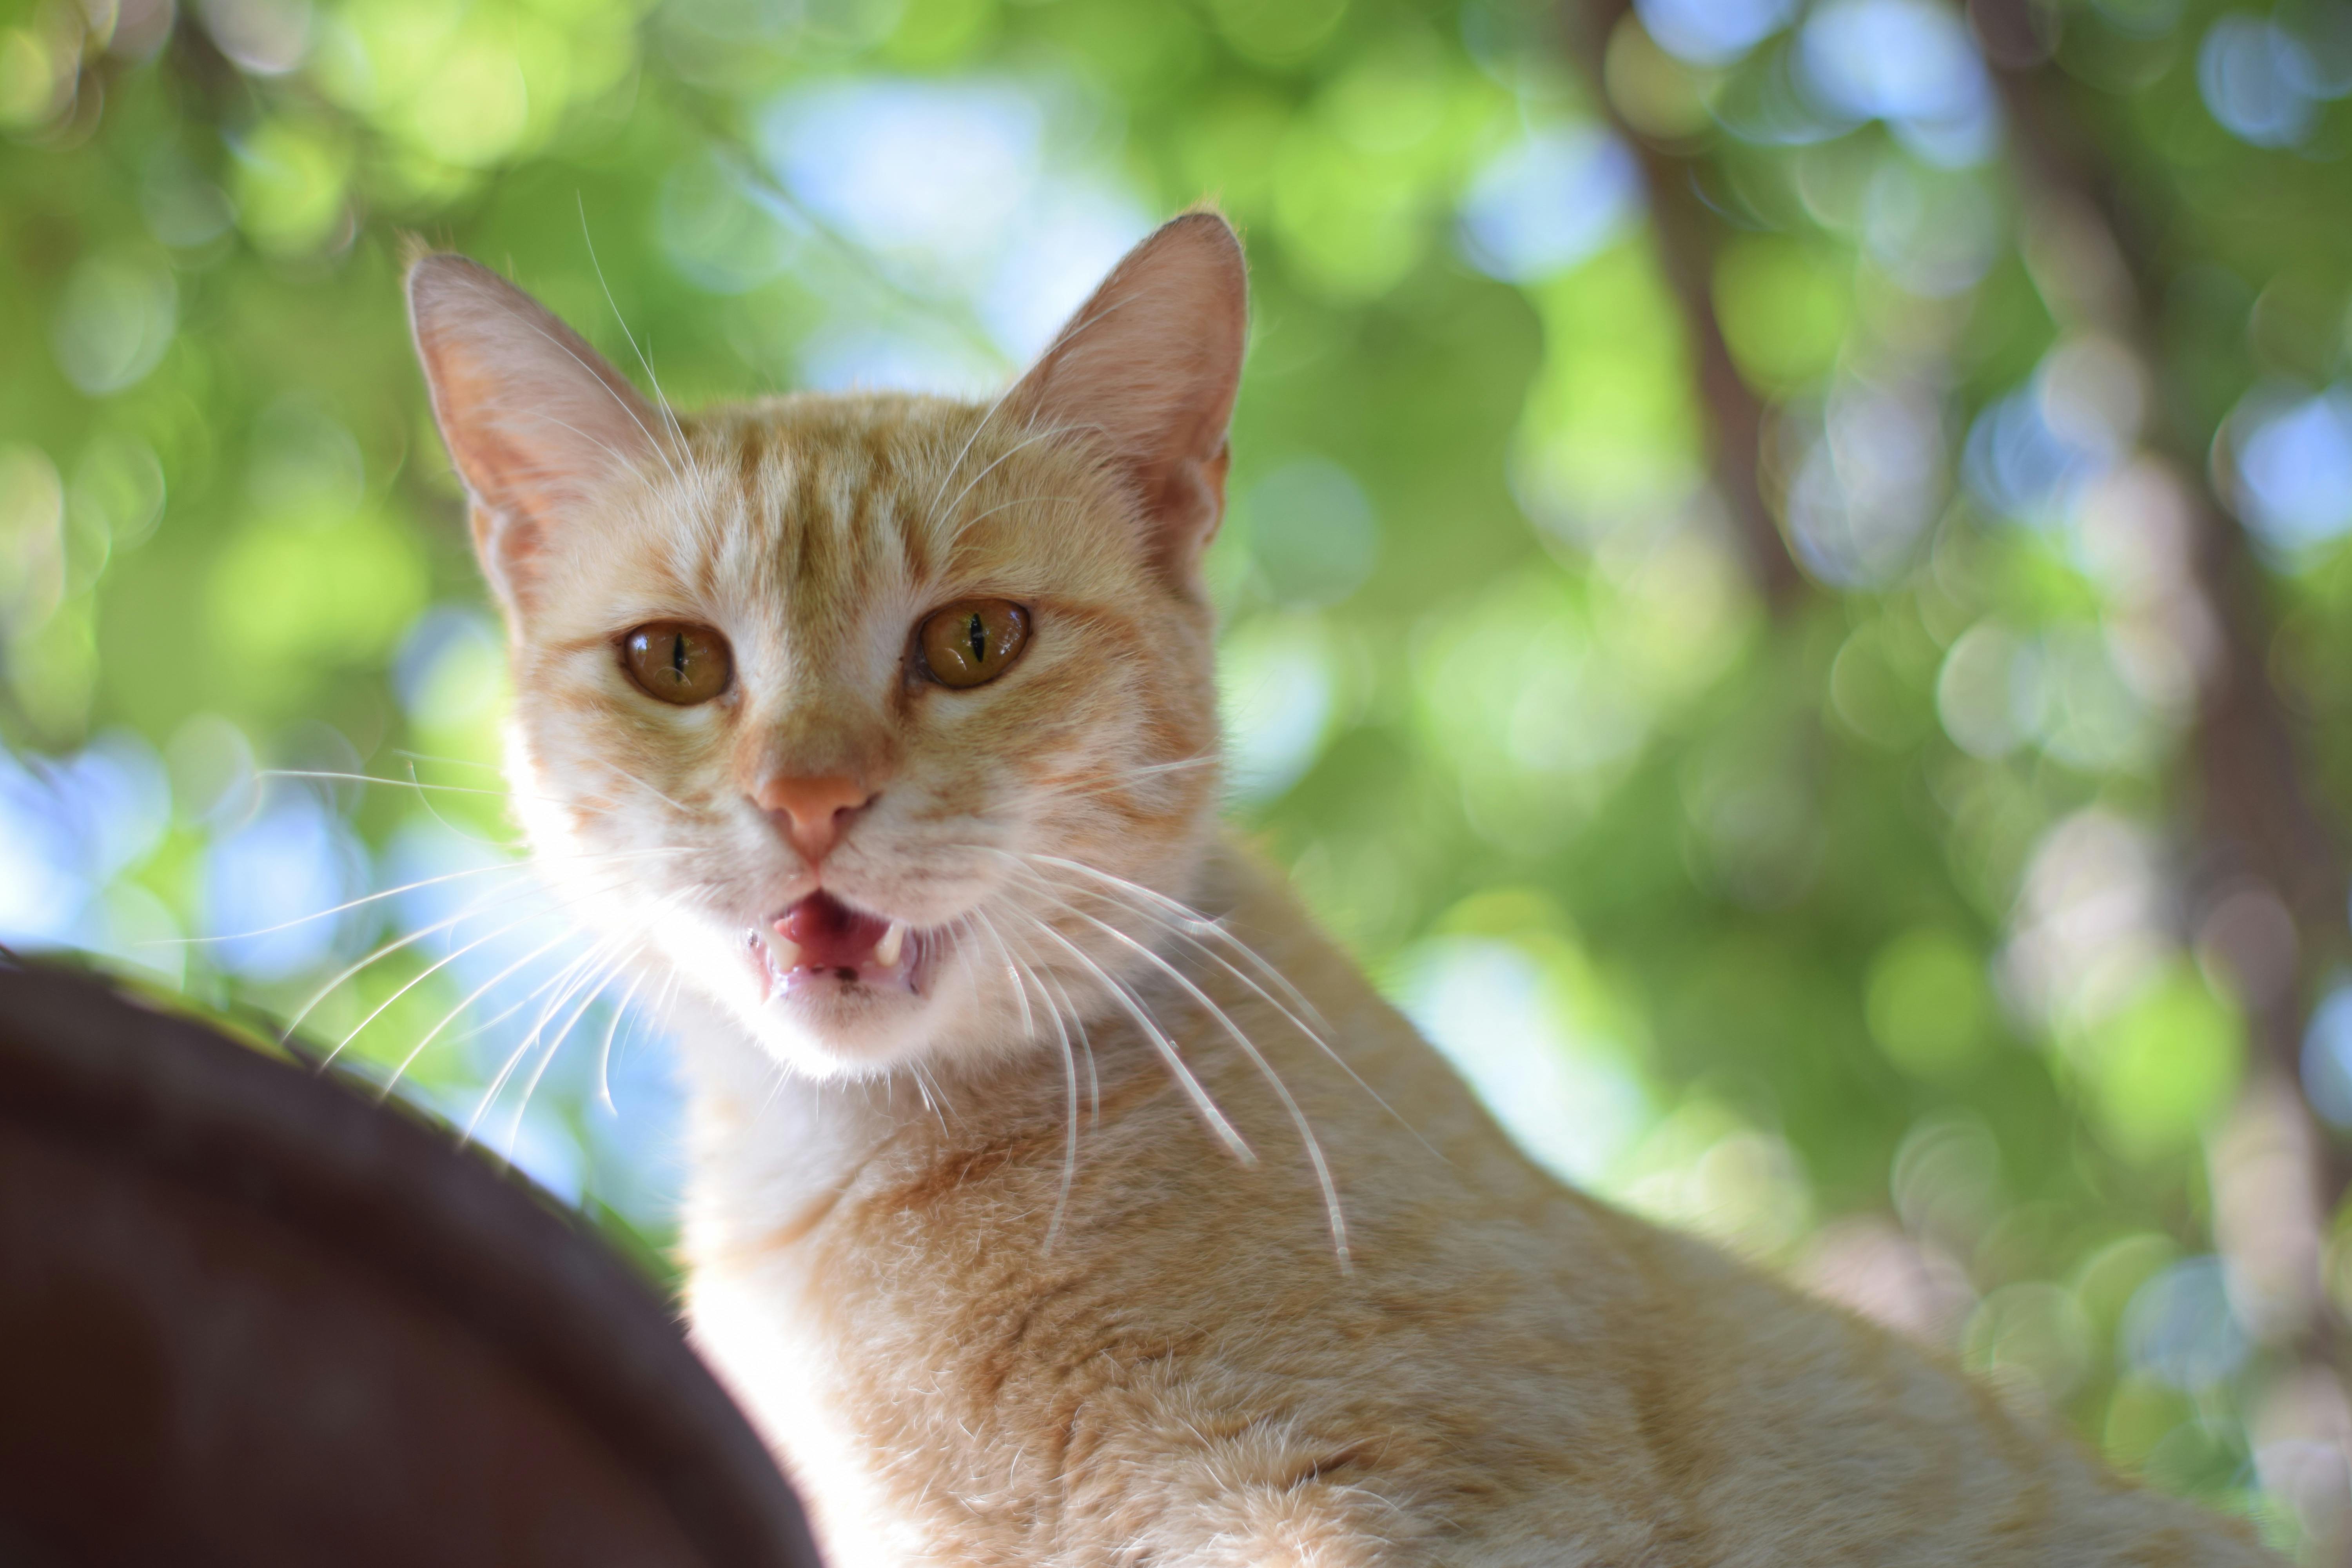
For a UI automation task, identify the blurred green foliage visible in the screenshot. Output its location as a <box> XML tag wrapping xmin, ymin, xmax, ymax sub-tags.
<box><xmin>10</xmin><ymin>0</ymin><xmax>2352</xmax><ymax>1553</ymax></box>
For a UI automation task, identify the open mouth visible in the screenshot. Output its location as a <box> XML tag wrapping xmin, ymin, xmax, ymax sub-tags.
<box><xmin>751</xmin><ymin>890</ymin><xmax>926</xmax><ymax>1000</ymax></box>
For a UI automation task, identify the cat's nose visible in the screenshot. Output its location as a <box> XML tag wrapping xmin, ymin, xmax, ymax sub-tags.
<box><xmin>756</xmin><ymin>773</ymin><xmax>877</xmax><ymax>866</ymax></box>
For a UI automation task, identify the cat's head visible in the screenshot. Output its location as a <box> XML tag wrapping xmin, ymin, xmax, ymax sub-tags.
<box><xmin>407</xmin><ymin>216</ymin><xmax>1246</xmax><ymax>1079</ymax></box>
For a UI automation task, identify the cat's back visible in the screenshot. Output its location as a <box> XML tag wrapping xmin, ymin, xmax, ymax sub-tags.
<box><xmin>1022</xmin><ymin>847</ymin><xmax>2281</xmax><ymax>1565</ymax></box>
<box><xmin>1541</xmin><ymin>1207</ymin><xmax>2270</xmax><ymax>1564</ymax></box>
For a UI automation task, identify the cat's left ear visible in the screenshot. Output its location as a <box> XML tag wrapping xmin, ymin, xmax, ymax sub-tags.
<box><xmin>1005</xmin><ymin>212</ymin><xmax>1247</xmax><ymax>587</ymax></box>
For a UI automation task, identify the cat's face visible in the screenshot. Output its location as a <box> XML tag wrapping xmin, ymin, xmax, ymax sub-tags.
<box><xmin>409</xmin><ymin>218</ymin><xmax>1246</xmax><ymax>1077</ymax></box>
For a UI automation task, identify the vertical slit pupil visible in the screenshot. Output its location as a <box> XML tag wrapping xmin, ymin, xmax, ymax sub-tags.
<box><xmin>967</xmin><ymin>613</ymin><xmax>987</xmax><ymax>666</ymax></box>
<box><xmin>671</xmin><ymin>632</ymin><xmax>688</xmax><ymax>682</ymax></box>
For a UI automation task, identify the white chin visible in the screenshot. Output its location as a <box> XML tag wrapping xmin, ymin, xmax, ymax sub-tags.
<box><xmin>740</xmin><ymin>969</ymin><xmax>958</xmax><ymax>1078</ymax></box>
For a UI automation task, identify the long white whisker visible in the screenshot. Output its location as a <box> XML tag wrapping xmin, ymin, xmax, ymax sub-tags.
<box><xmin>1022</xmin><ymin>877</ymin><xmax>1347</xmax><ymax>1264</ymax></box>
<box><xmin>253</xmin><ymin>769</ymin><xmax>546</xmax><ymax>804</ymax></box>
<box><xmin>1007</xmin><ymin>851</ymin><xmax>1433</xmax><ymax>1160</ymax></box>
<box><xmin>1022</xmin><ymin>755</ymin><xmax>1220</xmax><ymax>807</ymax></box>
<box><xmin>925</xmin><ymin>288</ymin><xmax>1138</xmax><ymax>533</ymax></box>
<box><xmin>317</xmin><ymin>893</ymin><xmax>601</xmax><ymax>1070</ymax></box>
<box><xmin>1022</xmin><ymin>851</ymin><xmax>1331</xmax><ymax>1034</ymax></box>
<box><xmin>496</xmin><ymin>921</ymin><xmax>659</xmax><ymax>1158</ymax></box>
<box><xmin>946</xmin><ymin>493</ymin><xmax>1079</xmax><ymax>535</ymax></box>
<box><xmin>515</xmin><ymin>318</ymin><xmax>687</xmax><ymax>493</ymax></box>
<box><xmin>285</xmin><ymin>849</ymin><xmax>689</xmax><ymax>1050</ymax></box>
<box><xmin>466</xmin><ymin>933</ymin><xmax>621</xmax><ymax>1143</ymax></box>
<box><xmin>388</xmin><ymin>749</ymin><xmax>507</xmax><ymax>773</ymax></box>
<box><xmin>169</xmin><ymin>862</ymin><xmax>529</xmax><ymax>947</ymax></box>
<box><xmin>503</xmin><ymin>388</ymin><xmax>676</xmax><ymax>494</ymax></box>
<box><xmin>597</xmin><ymin>965</ymin><xmax>650</xmax><ymax>1114</ymax></box>
<box><xmin>938</xmin><ymin>425</ymin><xmax>1087</xmax><ymax>536</ymax></box>
<box><xmin>1024</xmin><ymin>918</ymin><xmax>1250</xmax><ymax>1163</ymax></box>
<box><xmin>969</xmin><ymin>907</ymin><xmax>1034</xmax><ymax>1040</ymax></box>
<box><xmin>926</xmin><ymin>388</ymin><xmax>1018</xmax><ymax>524</ymax></box>
<box><xmin>380</xmin><ymin>924</ymin><xmax>594</xmax><ymax>1101</ymax></box>
<box><xmin>976</xmin><ymin>907</ymin><xmax>1082</xmax><ymax>1247</ymax></box>
<box><xmin>281</xmin><ymin>871</ymin><xmax>569</xmax><ymax>1042</ymax></box>
<box><xmin>909</xmin><ymin>1060</ymin><xmax>945</xmax><ymax>1126</ymax></box>
<box><xmin>1023</xmin><ymin>952</ymin><xmax>1101</xmax><ymax>1122</ymax></box>
<box><xmin>432</xmin><ymin>894</ymin><xmax>661</xmax><ymax>1058</ymax></box>
<box><xmin>1002</xmin><ymin>920</ymin><xmax>1083</xmax><ymax>1250</ymax></box>
<box><xmin>581</xmin><ymin>194</ymin><xmax>690</xmax><ymax>456</ymax></box>
<box><xmin>596</xmin><ymin>757</ymin><xmax>693</xmax><ymax>813</ymax></box>
<box><xmin>165</xmin><ymin>844</ymin><xmax>691</xmax><ymax>949</ymax></box>
<box><xmin>482</xmin><ymin>903</ymin><xmax>651</xmax><ymax>1114</ymax></box>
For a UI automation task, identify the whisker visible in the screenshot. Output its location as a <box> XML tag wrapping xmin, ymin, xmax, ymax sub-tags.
<box><xmin>1022</xmin><ymin>916</ymin><xmax>1251</xmax><ymax>1163</ymax></box>
<box><xmin>596</xmin><ymin>965</ymin><xmax>650</xmax><ymax>1114</ymax></box>
<box><xmin>161</xmin><ymin>844</ymin><xmax>691</xmax><ymax>948</ymax></box>
<box><xmin>595</xmin><ymin>757</ymin><xmax>694</xmax><ymax>814</ymax></box>
<box><xmin>280</xmin><ymin>869</ymin><xmax>584</xmax><ymax>1042</ymax></box>
<box><xmin>163</xmin><ymin>861</ymin><xmax>530</xmax><ymax>948</ymax></box>
<box><xmin>515</xmin><ymin>318</ymin><xmax>688</xmax><ymax>494</ymax></box>
<box><xmin>492</xmin><ymin>918</ymin><xmax>662</xmax><ymax>1158</ymax></box>
<box><xmin>947</xmin><ymin>493</ymin><xmax>1079</xmax><ymax>535</ymax></box>
<box><xmin>1019</xmin><ymin>875</ymin><xmax>1348</xmax><ymax>1264</ymax></box>
<box><xmin>1007</xmin><ymin>850</ymin><xmax>1433</xmax><ymax>1160</ymax></box>
<box><xmin>927</xmin><ymin>292</ymin><xmax>1139</xmax><ymax>539</ymax></box>
<box><xmin>466</xmin><ymin>934</ymin><xmax>622</xmax><ymax>1143</ymax></box>
<box><xmin>1019</xmin><ymin>851</ymin><xmax>1331</xmax><ymax>1034</ymax></box>
<box><xmin>975</xmin><ymin>907</ymin><xmax>1082</xmax><ymax>1247</ymax></box>
<box><xmin>1034</xmin><ymin>755</ymin><xmax>1219</xmax><ymax>788</ymax></box>
<box><xmin>909</xmin><ymin>1060</ymin><xmax>944</xmax><ymax>1126</ymax></box>
<box><xmin>580</xmin><ymin>194</ymin><xmax>691</xmax><ymax>461</ymax></box>
<box><xmin>925</xmin><ymin>387</ymin><xmax>1020</xmax><ymax>527</ymax></box>
<box><xmin>316</xmin><ymin>893</ymin><xmax>605</xmax><ymax>1071</ymax></box>
<box><xmin>388</xmin><ymin>749</ymin><xmax>506</xmax><ymax>774</ymax></box>
<box><xmin>379</xmin><ymin>924</ymin><xmax>597</xmax><ymax>1101</ymax></box>
<box><xmin>1021</xmin><ymin>755</ymin><xmax>1221</xmax><ymax>808</ymax></box>
<box><xmin>1011</xmin><ymin>942</ymin><xmax>1102</xmax><ymax>1122</ymax></box>
<box><xmin>428</xmin><ymin>902</ymin><xmax>645</xmax><ymax>1062</ymax></box>
<box><xmin>967</xmin><ymin>907</ymin><xmax>1034</xmax><ymax>1040</ymax></box>
<box><xmin>936</xmin><ymin>425</ymin><xmax>1083</xmax><ymax>537</ymax></box>
<box><xmin>255</xmin><ymin>768</ymin><xmax>534</xmax><ymax>803</ymax></box>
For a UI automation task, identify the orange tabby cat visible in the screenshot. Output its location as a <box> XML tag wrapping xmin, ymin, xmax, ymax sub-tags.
<box><xmin>408</xmin><ymin>215</ymin><xmax>2277</xmax><ymax>1565</ymax></box>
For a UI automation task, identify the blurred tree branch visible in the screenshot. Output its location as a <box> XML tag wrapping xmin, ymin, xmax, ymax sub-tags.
<box><xmin>1561</xmin><ymin>0</ymin><xmax>1810</xmax><ymax>617</ymax></box>
<box><xmin>1968</xmin><ymin>0</ymin><xmax>2352</xmax><ymax>1235</ymax></box>
<box><xmin>1561</xmin><ymin>0</ymin><xmax>2352</xmax><ymax>1402</ymax></box>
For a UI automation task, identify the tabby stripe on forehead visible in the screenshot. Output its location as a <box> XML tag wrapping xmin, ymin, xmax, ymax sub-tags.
<box><xmin>852</xmin><ymin>426</ymin><xmax>921</xmax><ymax>584</ymax></box>
<box><xmin>736</xmin><ymin>424</ymin><xmax>764</xmax><ymax>490</ymax></box>
<box><xmin>787</xmin><ymin>455</ymin><xmax>826</xmax><ymax>586</ymax></box>
<box><xmin>893</xmin><ymin>446</ymin><xmax>935</xmax><ymax>584</ymax></box>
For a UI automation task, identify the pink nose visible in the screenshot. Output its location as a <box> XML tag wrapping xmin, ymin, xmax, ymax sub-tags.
<box><xmin>755</xmin><ymin>774</ymin><xmax>875</xmax><ymax>864</ymax></box>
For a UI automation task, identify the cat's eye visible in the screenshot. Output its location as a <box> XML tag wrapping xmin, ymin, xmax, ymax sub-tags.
<box><xmin>918</xmin><ymin>599</ymin><xmax>1030</xmax><ymax>690</ymax></box>
<box><xmin>621</xmin><ymin>621</ymin><xmax>731</xmax><ymax>706</ymax></box>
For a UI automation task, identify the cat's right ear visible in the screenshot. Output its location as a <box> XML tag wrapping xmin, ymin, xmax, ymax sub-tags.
<box><xmin>1003</xmin><ymin>212</ymin><xmax>1247</xmax><ymax>591</ymax></box>
<box><xmin>406</xmin><ymin>255</ymin><xmax>662</xmax><ymax>615</ymax></box>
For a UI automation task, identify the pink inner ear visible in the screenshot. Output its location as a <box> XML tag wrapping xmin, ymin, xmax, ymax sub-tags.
<box><xmin>1005</xmin><ymin>213</ymin><xmax>1249</xmax><ymax>581</ymax></box>
<box><xmin>407</xmin><ymin>255</ymin><xmax>664</xmax><ymax>609</ymax></box>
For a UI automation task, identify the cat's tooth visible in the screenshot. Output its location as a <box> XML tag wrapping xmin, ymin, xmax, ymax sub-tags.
<box><xmin>762</xmin><ymin>929</ymin><xmax>802</xmax><ymax>970</ymax></box>
<box><xmin>874</xmin><ymin>920</ymin><xmax>907</xmax><ymax>969</ymax></box>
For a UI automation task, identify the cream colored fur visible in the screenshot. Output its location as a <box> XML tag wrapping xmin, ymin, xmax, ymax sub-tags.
<box><xmin>408</xmin><ymin>218</ymin><xmax>2279</xmax><ymax>1566</ymax></box>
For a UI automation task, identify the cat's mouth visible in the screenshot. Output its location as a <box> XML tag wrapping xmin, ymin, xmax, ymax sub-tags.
<box><xmin>749</xmin><ymin>890</ymin><xmax>929</xmax><ymax>1000</ymax></box>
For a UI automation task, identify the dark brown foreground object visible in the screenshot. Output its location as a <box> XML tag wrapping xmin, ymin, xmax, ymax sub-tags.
<box><xmin>0</xmin><ymin>964</ymin><xmax>824</xmax><ymax>1568</ymax></box>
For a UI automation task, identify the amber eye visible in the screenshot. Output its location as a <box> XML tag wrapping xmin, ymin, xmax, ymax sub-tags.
<box><xmin>621</xmin><ymin>621</ymin><xmax>731</xmax><ymax>706</ymax></box>
<box><xmin>918</xmin><ymin>599</ymin><xmax>1030</xmax><ymax>690</ymax></box>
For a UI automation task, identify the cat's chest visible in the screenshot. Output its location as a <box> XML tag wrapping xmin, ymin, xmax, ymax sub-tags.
<box><xmin>680</xmin><ymin>1095</ymin><xmax>1103</xmax><ymax>1567</ymax></box>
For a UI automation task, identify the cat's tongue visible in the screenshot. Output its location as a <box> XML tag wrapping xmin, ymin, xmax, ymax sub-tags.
<box><xmin>764</xmin><ymin>891</ymin><xmax>912</xmax><ymax>991</ymax></box>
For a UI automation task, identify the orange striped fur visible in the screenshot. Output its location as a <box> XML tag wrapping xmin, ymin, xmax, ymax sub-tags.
<box><xmin>409</xmin><ymin>217</ymin><xmax>2278</xmax><ymax>1565</ymax></box>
